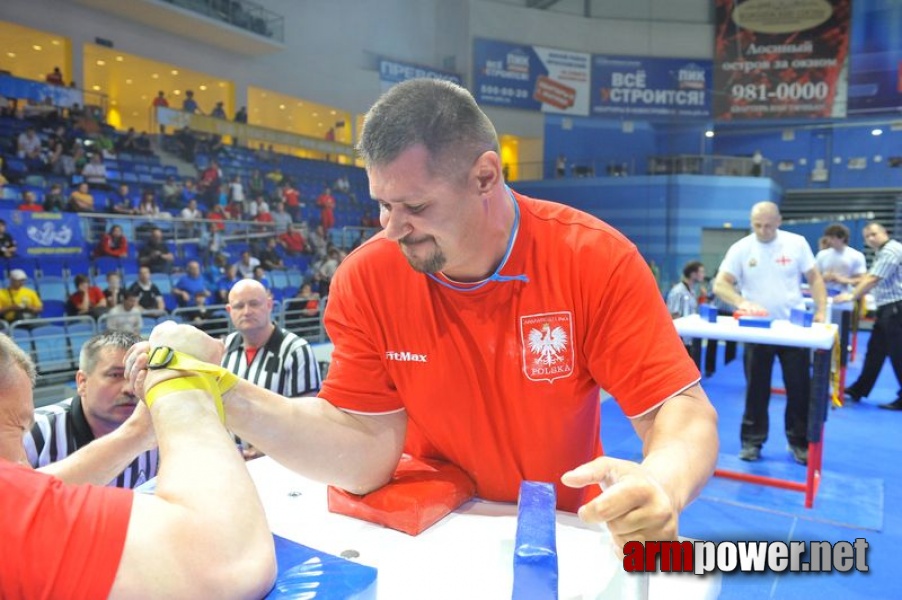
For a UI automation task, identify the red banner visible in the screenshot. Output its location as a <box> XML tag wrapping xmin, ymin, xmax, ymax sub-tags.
<box><xmin>713</xmin><ymin>0</ymin><xmax>851</xmax><ymax>120</ymax></box>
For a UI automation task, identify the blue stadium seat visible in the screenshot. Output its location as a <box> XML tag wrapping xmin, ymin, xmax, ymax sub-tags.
<box><xmin>38</xmin><ymin>257</ymin><xmax>68</xmax><ymax>278</ymax></box>
<box><xmin>36</xmin><ymin>276</ymin><xmax>69</xmax><ymax>302</ymax></box>
<box><xmin>150</xmin><ymin>273</ymin><xmax>172</xmax><ymax>295</ymax></box>
<box><xmin>93</xmin><ymin>256</ymin><xmax>122</xmax><ymax>278</ymax></box>
<box><xmin>67</xmin><ymin>322</ymin><xmax>96</xmax><ymax>357</ymax></box>
<box><xmin>30</xmin><ymin>325</ymin><xmax>73</xmax><ymax>372</ymax></box>
<box><xmin>286</xmin><ymin>268</ymin><xmax>303</xmax><ymax>288</ymax></box>
<box><xmin>41</xmin><ymin>299</ymin><xmax>67</xmax><ymax>318</ymax></box>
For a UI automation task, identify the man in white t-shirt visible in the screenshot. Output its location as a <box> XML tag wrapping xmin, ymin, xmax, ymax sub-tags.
<box><xmin>714</xmin><ymin>201</ymin><xmax>827</xmax><ymax>466</ymax></box>
<box><xmin>816</xmin><ymin>223</ymin><xmax>866</xmax><ymax>296</ymax></box>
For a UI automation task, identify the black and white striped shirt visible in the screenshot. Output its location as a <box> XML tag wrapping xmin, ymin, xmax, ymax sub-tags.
<box><xmin>23</xmin><ymin>396</ymin><xmax>159</xmax><ymax>489</ymax></box>
<box><xmin>221</xmin><ymin>325</ymin><xmax>322</xmax><ymax>397</ymax></box>
<box><xmin>871</xmin><ymin>239</ymin><xmax>902</xmax><ymax>307</ymax></box>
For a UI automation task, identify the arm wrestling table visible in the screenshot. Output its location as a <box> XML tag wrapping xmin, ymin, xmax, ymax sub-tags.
<box><xmin>673</xmin><ymin>315</ymin><xmax>837</xmax><ymax>509</ymax></box>
<box><xmin>246</xmin><ymin>456</ymin><xmax>721</xmax><ymax>599</ymax></box>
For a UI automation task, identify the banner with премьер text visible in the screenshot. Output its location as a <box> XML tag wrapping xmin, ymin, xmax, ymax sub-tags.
<box><xmin>1</xmin><ymin>209</ymin><xmax>85</xmax><ymax>256</ymax></box>
<box><xmin>712</xmin><ymin>0</ymin><xmax>851</xmax><ymax>120</ymax></box>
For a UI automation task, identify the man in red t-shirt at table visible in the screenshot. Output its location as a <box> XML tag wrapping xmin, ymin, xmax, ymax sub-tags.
<box><xmin>124</xmin><ymin>79</ymin><xmax>718</xmax><ymax>551</ymax></box>
<box><xmin>0</xmin><ymin>325</ymin><xmax>275</xmax><ymax>598</ymax></box>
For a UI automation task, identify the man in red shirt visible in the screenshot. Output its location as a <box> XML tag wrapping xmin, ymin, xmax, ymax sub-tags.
<box><xmin>316</xmin><ymin>187</ymin><xmax>336</xmax><ymax>231</ymax></box>
<box><xmin>0</xmin><ymin>325</ymin><xmax>275</xmax><ymax>598</ymax></box>
<box><xmin>125</xmin><ymin>80</ymin><xmax>718</xmax><ymax>549</ymax></box>
<box><xmin>278</xmin><ymin>222</ymin><xmax>307</xmax><ymax>255</ymax></box>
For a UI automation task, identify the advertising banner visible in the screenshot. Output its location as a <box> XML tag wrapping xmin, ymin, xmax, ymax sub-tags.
<box><xmin>591</xmin><ymin>56</ymin><xmax>712</xmax><ymax>118</ymax></box>
<box><xmin>473</xmin><ymin>39</ymin><xmax>591</xmax><ymax>116</ymax></box>
<box><xmin>1</xmin><ymin>209</ymin><xmax>85</xmax><ymax>256</ymax></box>
<box><xmin>379</xmin><ymin>59</ymin><xmax>462</xmax><ymax>92</ymax></box>
<box><xmin>847</xmin><ymin>0</ymin><xmax>902</xmax><ymax>114</ymax></box>
<box><xmin>712</xmin><ymin>0</ymin><xmax>852</xmax><ymax>120</ymax></box>
<box><xmin>0</xmin><ymin>74</ymin><xmax>84</xmax><ymax>108</ymax></box>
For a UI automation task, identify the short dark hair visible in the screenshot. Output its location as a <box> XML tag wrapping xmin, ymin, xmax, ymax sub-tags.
<box><xmin>683</xmin><ymin>261</ymin><xmax>704</xmax><ymax>279</ymax></box>
<box><xmin>823</xmin><ymin>223</ymin><xmax>849</xmax><ymax>242</ymax></box>
<box><xmin>357</xmin><ymin>78</ymin><xmax>499</xmax><ymax>182</ymax></box>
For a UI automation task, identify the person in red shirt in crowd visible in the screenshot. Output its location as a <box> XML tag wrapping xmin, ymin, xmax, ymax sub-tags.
<box><xmin>17</xmin><ymin>191</ymin><xmax>43</xmax><ymax>212</ymax></box>
<box><xmin>0</xmin><ymin>326</ymin><xmax>276</xmax><ymax>599</ymax></box>
<box><xmin>45</xmin><ymin>67</ymin><xmax>64</xmax><ymax>86</ymax></box>
<box><xmin>278</xmin><ymin>222</ymin><xmax>306</xmax><ymax>255</ymax></box>
<box><xmin>95</xmin><ymin>224</ymin><xmax>129</xmax><ymax>259</ymax></box>
<box><xmin>124</xmin><ymin>80</ymin><xmax>718</xmax><ymax>551</ymax></box>
<box><xmin>66</xmin><ymin>274</ymin><xmax>107</xmax><ymax>317</ymax></box>
<box><xmin>280</xmin><ymin>180</ymin><xmax>302</xmax><ymax>221</ymax></box>
<box><xmin>198</xmin><ymin>160</ymin><xmax>222</xmax><ymax>206</ymax></box>
<box><xmin>316</xmin><ymin>187</ymin><xmax>336</xmax><ymax>231</ymax></box>
<box><xmin>208</xmin><ymin>203</ymin><xmax>228</xmax><ymax>231</ymax></box>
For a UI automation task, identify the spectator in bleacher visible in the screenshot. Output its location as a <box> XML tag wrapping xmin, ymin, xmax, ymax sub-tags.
<box><xmin>310</xmin><ymin>246</ymin><xmax>341</xmax><ymax>296</ymax></box>
<box><xmin>245</xmin><ymin>194</ymin><xmax>268</xmax><ymax>220</ymax></box>
<box><xmin>308</xmin><ymin>224</ymin><xmax>328</xmax><ymax>260</ymax></box>
<box><xmin>103</xmin><ymin>271</ymin><xmax>125</xmax><ymax>308</ymax></box>
<box><xmin>110</xmin><ymin>183</ymin><xmax>136</xmax><ymax>215</ymax></box>
<box><xmin>182</xmin><ymin>291</ymin><xmax>218</xmax><ymax>333</ymax></box>
<box><xmin>67</xmin><ymin>182</ymin><xmax>95</xmax><ymax>213</ymax></box>
<box><xmin>198</xmin><ymin>159</ymin><xmax>222</xmax><ymax>206</ymax></box>
<box><xmin>0</xmin><ymin>164</ymin><xmax>7</xmax><ymax>189</ymax></box>
<box><xmin>23</xmin><ymin>97</ymin><xmax>60</xmax><ymax>127</ymax></box>
<box><xmin>254</xmin><ymin>203</ymin><xmax>273</xmax><ymax>231</ymax></box>
<box><xmin>271</xmin><ymin>200</ymin><xmax>293</xmax><ymax>234</ymax></box>
<box><xmin>180</xmin><ymin>198</ymin><xmax>203</xmax><ymax>236</ymax></box>
<box><xmin>1</xmin><ymin>220</ymin><xmax>18</xmax><ymax>258</ymax></box>
<box><xmin>136</xmin><ymin>191</ymin><xmax>163</xmax><ymax>218</ymax></box>
<box><xmin>248</xmin><ymin>168</ymin><xmax>264</xmax><ymax>198</ymax></box>
<box><xmin>152</xmin><ymin>90</ymin><xmax>169</xmax><ymax>110</ymax></box>
<box><xmin>210</xmin><ymin>102</ymin><xmax>227</xmax><ymax>119</ymax></box>
<box><xmin>175</xmin><ymin>125</ymin><xmax>196</xmax><ymax>161</ymax></box>
<box><xmin>0</xmin><ymin>97</ymin><xmax>18</xmax><ymax>118</ymax></box>
<box><xmin>128</xmin><ymin>265</ymin><xmax>166</xmax><ymax>316</ymax></box>
<box><xmin>215</xmin><ymin>264</ymin><xmax>242</xmax><ymax>304</ymax></box>
<box><xmin>258</xmin><ymin>237</ymin><xmax>284</xmax><ymax>271</ymax></box>
<box><xmin>181</xmin><ymin>178</ymin><xmax>198</xmax><ymax>203</ymax></box>
<box><xmin>252</xmin><ymin>266</ymin><xmax>271</xmax><ymax>291</ymax></box>
<box><xmin>173</xmin><ymin>261</ymin><xmax>210</xmax><ymax>308</ymax></box>
<box><xmin>182</xmin><ymin>90</ymin><xmax>200</xmax><ymax>114</ymax></box>
<box><xmin>293</xmin><ymin>283</ymin><xmax>321</xmax><ymax>317</ymax></box>
<box><xmin>134</xmin><ymin>131</ymin><xmax>152</xmax><ymax>156</ymax></box>
<box><xmin>1</xmin><ymin>269</ymin><xmax>42</xmax><ymax>323</ymax></box>
<box><xmin>46</xmin><ymin>125</ymin><xmax>69</xmax><ymax>175</ymax></box>
<box><xmin>334</xmin><ymin>174</ymin><xmax>350</xmax><ymax>194</ymax></box>
<box><xmin>94</xmin><ymin>225</ymin><xmax>129</xmax><ymax>259</ymax></box>
<box><xmin>105</xmin><ymin>289</ymin><xmax>142</xmax><ymax>335</ymax></box>
<box><xmin>24</xmin><ymin>331</ymin><xmax>157</xmax><ymax>488</ymax></box>
<box><xmin>42</xmin><ymin>183</ymin><xmax>66</xmax><ymax>212</ymax></box>
<box><xmin>278</xmin><ymin>221</ymin><xmax>306</xmax><ymax>256</ymax></box>
<box><xmin>138</xmin><ymin>227</ymin><xmax>174</xmax><ymax>273</ymax></box>
<box><xmin>16</xmin><ymin>126</ymin><xmax>42</xmax><ymax>162</ymax></box>
<box><xmin>228</xmin><ymin>174</ymin><xmax>245</xmax><ymax>205</ymax></box>
<box><xmin>360</xmin><ymin>208</ymin><xmax>379</xmax><ymax>229</ymax></box>
<box><xmin>82</xmin><ymin>154</ymin><xmax>109</xmax><ymax>190</ymax></box>
<box><xmin>234</xmin><ymin>106</ymin><xmax>248</xmax><ymax>123</ymax></box>
<box><xmin>264</xmin><ymin>166</ymin><xmax>283</xmax><ymax>184</ymax></box>
<box><xmin>17</xmin><ymin>190</ymin><xmax>43</xmax><ymax>212</ymax></box>
<box><xmin>45</xmin><ymin>66</ymin><xmax>64</xmax><ymax>86</ymax></box>
<box><xmin>207</xmin><ymin>203</ymin><xmax>227</xmax><ymax>231</ymax></box>
<box><xmin>316</xmin><ymin>187</ymin><xmax>336</xmax><ymax>231</ymax></box>
<box><xmin>66</xmin><ymin>274</ymin><xmax>107</xmax><ymax>318</ymax></box>
<box><xmin>234</xmin><ymin>249</ymin><xmax>260</xmax><ymax>279</ymax></box>
<box><xmin>116</xmin><ymin>128</ymin><xmax>139</xmax><ymax>154</ymax></box>
<box><xmin>161</xmin><ymin>175</ymin><xmax>181</xmax><ymax>208</ymax></box>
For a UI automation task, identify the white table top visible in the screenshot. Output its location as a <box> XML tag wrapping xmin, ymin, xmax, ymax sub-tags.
<box><xmin>247</xmin><ymin>457</ymin><xmax>720</xmax><ymax>600</ymax></box>
<box><xmin>673</xmin><ymin>315</ymin><xmax>836</xmax><ymax>350</ymax></box>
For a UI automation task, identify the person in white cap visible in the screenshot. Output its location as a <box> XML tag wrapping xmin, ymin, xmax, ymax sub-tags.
<box><xmin>1</xmin><ymin>269</ymin><xmax>43</xmax><ymax>323</ymax></box>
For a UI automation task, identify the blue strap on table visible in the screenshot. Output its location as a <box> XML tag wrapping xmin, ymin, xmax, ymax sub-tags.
<box><xmin>264</xmin><ymin>534</ymin><xmax>377</xmax><ymax>599</ymax></box>
<box><xmin>512</xmin><ymin>481</ymin><xmax>559</xmax><ymax>600</ymax></box>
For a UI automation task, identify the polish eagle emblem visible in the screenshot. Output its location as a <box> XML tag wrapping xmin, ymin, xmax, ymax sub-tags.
<box><xmin>528</xmin><ymin>322</ymin><xmax>568</xmax><ymax>366</ymax></box>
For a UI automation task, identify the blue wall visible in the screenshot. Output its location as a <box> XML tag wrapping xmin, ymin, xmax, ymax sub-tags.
<box><xmin>510</xmin><ymin>175</ymin><xmax>778</xmax><ymax>289</ymax></box>
<box><xmin>541</xmin><ymin>111</ymin><xmax>902</xmax><ymax>191</ymax></box>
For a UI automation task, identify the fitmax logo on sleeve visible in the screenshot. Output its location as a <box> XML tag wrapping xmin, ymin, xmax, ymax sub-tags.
<box><xmin>385</xmin><ymin>351</ymin><xmax>428</xmax><ymax>363</ymax></box>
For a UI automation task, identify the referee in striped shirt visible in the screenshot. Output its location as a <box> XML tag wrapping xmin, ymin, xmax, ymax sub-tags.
<box><xmin>836</xmin><ymin>221</ymin><xmax>902</xmax><ymax>410</ymax></box>
<box><xmin>24</xmin><ymin>331</ymin><xmax>159</xmax><ymax>488</ymax></box>
<box><xmin>222</xmin><ymin>279</ymin><xmax>322</xmax><ymax>456</ymax></box>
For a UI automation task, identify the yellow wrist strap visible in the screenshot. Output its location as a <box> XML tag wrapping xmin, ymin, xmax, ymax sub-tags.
<box><xmin>144</xmin><ymin>347</ymin><xmax>240</xmax><ymax>423</ymax></box>
<box><xmin>146</xmin><ymin>346</ymin><xmax>239</xmax><ymax>396</ymax></box>
<box><xmin>145</xmin><ymin>375</ymin><xmax>225</xmax><ymax>422</ymax></box>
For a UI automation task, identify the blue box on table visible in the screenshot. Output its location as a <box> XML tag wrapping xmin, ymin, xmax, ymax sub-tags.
<box><xmin>698</xmin><ymin>304</ymin><xmax>718</xmax><ymax>323</ymax></box>
<box><xmin>790</xmin><ymin>308</ymin><xmax>813</xmax><ymax>327</ymax></box>
<box><xmin>738</xmin><ymin>316</ymin><xmax>773</xmax><ymax>328</ymax></box>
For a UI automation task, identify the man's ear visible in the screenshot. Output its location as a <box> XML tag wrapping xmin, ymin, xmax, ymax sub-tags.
<box><xmin>472</xmin><ymin>150</ymin><xmax>502</xmax><ymax>194</ymax></box>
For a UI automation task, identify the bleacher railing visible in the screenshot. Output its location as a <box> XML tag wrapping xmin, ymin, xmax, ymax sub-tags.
<box><xmin>163</xmin><ymin>0</ymin><xmax>285</xmax><ymax>41</ymax></box>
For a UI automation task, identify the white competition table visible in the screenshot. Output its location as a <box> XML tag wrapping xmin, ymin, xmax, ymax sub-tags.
<box><xmin>247</xmin><ymin>457</ymin><xmax>721</xmax><ymax>600</ymax></box>
<box><xmin>674</xmin><ymin>315</ymin><xmax>837</xmax><ymax>508</ymax></box>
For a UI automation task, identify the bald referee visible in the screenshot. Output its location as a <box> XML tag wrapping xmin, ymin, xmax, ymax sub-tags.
<box><xmin>222</xmin><ymin>279</ymin><xmax>322</xmax><ymax>456</ymax></box>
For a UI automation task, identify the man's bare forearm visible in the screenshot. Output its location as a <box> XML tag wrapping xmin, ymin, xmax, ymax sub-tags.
<box><xmin>224</xmin><ymin>380</ymin><xmax>407</xmax><ymax>494</ymax></box>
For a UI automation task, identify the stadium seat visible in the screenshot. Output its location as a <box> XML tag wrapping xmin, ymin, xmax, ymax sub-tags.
<box><xmin>30</xmin><ymin>325</ymin><xmax>73</xmax><ymax>372</ymax></box>
<box><xmin>67</xmin><ymin>321</ymin><xmax>96</xmax><ymax>356</ymax></box>
<box><xmin>41</xmin><ymin>299</ymin><xmax>67</xmax><ymax>318</ymax></box>
<box><xmin>36</xmin><ymin>276</ymin><xmax>69</xmax><ymax>302</ymax></box>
